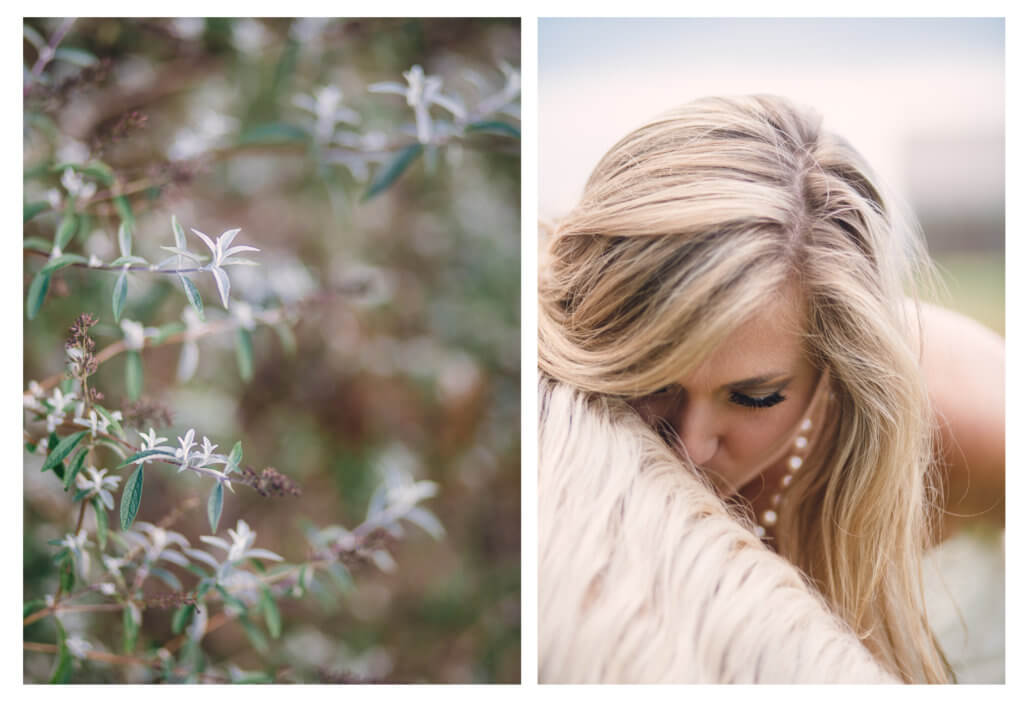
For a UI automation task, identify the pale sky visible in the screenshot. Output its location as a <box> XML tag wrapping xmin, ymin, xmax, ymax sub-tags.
<box><xmin>539</xmin><ymin>18</ymin><xmax>1004</xmax><ymax>219</ymax></box>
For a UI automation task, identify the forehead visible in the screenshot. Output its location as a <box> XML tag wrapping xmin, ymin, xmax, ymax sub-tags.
<box><xmin>687</xmin><ymin>285</ymin><xmax>807</xmax><ymax>387</ymax></box>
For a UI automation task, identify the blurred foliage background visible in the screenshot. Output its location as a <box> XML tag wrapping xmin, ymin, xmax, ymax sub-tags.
<box><xmin>24</xmin><ymin>17</ymin><xmax>520</xmax><ymax>683</ymax></box>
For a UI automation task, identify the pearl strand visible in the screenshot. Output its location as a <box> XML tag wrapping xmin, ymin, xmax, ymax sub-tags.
<box><xmin>753</xmin><ymin>416</ymin><xmax>813</xmax><ymax>538</ymax></box>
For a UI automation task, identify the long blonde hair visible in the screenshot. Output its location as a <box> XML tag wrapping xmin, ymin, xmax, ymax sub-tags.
<box><xmin>539</xmin><ymin>95</ymin><xmax>949</xmax><ymax>682</ymax></box>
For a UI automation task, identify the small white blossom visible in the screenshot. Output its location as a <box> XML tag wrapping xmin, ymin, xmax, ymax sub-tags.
<box><xmin>175</xmin><ymin>429</ymin><xmax>196</xmax><ymax>470</ymax></box>
<box><xmin>232</xmin><ymin>300</ymin><xmax>257</xmax><ymax>330</ymax></box>
<box><xmin>186</xmin><ymin>228</ymin><xmax>260</xmax><ymax>309</ymax></box>
<box><xmin>99</xmin><ymin>582</ymin><xmax>117</xmax><ymax>596</ymax></box>
<box><xmin>66</xmin><ymin>636</ymin><xmax>93</xmax><ymax>660</ymax></box>
<box><xmin>200</xmin><ymin>519</ymin><xmax>283</xmax><ymax>570</ymax></box>
<box><xmin>45</xmin><ymin>388</ymin><xmax>77</xmax><ymax>432</ymax></box>
<box><xmin>76</xmin><ymin>466</ymin><xmax>122</xmax><ymax>510</ymax></box>
<box><xmin>476</xmin><ymin>60</ymin><xmax>521</xmax><ymax>116</ymax></box>
<box><xmin>120</xmin><ymin>319</ymin><xmax>155</xmax><ymax>351</ymax></box>
<box><xmin>369</xmin><ymin>65</ymin><xmax>466</xmax><ymax>144</ymax></box>
<box><xmin>87</xmin><ymin>254</ymin><xmax>103</xmax><ymax>267</ymax></box>
<box><xmin>138</xmin><ymin>428</ymin><xmax>168</xmax><ymax>452</ymax></box>
<box><xmin>231</xmin><ymin>19</ymin><xmax>268</xmax><ymax>55</ymax></box>
<box><xmin>46</xmin><ymin>188</ymin><xmax>63</xmax><ymax>210</ymax></box>
<box><xmin>71</xmin><ymin>408</ymin><xmax>102</xmax><ymax>438</ymax></box>
<box><xmin>123</xmin><ymin>522</ymin><xmax>191</xmax><ymax>568</ymax></box>
<box><xmin>60</xmin><ymin>168</ymin><xmax>97</xmax><ymax>200</ymax></box>
<box><xmin>293</xmin><ymin>84</ymin><xmax>360</xmax><ymax>143</ymax></box>
<box><xmin>61</xmin><ymin>531</ymin><xmax>92</xmax><ymax>578</ymax></box>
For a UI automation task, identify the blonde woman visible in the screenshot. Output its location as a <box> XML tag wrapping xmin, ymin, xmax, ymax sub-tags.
<box><xmin>538</xmin><ymin>95</ymin><xmax>1003</xmax><ymax>683</ymax></box>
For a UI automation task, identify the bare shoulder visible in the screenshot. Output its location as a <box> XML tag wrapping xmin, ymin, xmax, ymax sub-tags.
<box><xmin>906</xmin><ymin>299</ymin><xmax>1004</xmax><ymax>528</ymax></box>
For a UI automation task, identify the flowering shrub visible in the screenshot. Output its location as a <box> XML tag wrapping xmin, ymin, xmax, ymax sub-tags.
<box><xmin>24</xmin><ymin>18</ymin><xmax>520</xmax><ymax>683</ymax></box>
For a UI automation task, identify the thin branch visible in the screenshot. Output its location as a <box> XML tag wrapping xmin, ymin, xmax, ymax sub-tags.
<box><xmin>25</xmin><ymin>19</ymin><xmax>76</xmax><ymax>97</ymax></box>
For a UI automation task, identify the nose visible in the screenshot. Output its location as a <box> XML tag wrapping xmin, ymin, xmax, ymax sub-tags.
<box><xmin>675</xmin><ymin>399</ymin><xmax>719</xmax><ymax>466</ymax></box>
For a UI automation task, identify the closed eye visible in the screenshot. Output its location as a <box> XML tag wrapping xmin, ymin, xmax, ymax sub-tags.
<box><xmin>729</xmin><ymin>391</ymin><xmax>786</xmax><ymax>409</ymax></box>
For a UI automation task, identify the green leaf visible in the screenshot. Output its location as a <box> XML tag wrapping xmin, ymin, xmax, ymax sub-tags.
<box><xmin>325</xmin><ymin>560</ymin><xmax>353</xmax><ymax>594</ymax></box>
<box><xmin>62</xmin><ymin>447</ymin><xmax>88</xmax><ymax>490</ymax></box>
<box><xmin>119</xmin><ymin>464</ymin><xmax>144</xmax><ymax>530</ymax></box>
<box><xmin>207</xmin><ymin>482</ymin><xmax>224</xmax><ymax>533</ymax></box>
<box><xmin>24</xmin><ymin>236</ymin><xmax>52</xmax><ymax>252</ymax></box>
<box><xmin>41</xmin><ymin>253</ymin><xmax>87</xmax><ymax>274</ymax></box>
<box><xmin>49</xmin><ymin>619</ymin><xmax>73</xmax><ymax>683</ymax></box>
<box><xmin>42</xmin><ymin>431</ymin><xmax>88</xmax><ymax>473</ymax></box>
<box><xmin>24</xmin><ymin>201</ymin><xmax>49</xmax><ymax>222</ymax></box>
<box><xmin>112</xmin><ymin>268</ymin><xmax>128</xmax><ymax>323</ymax></box>
<box><xmin>225</xmin><ymin>442</ymin><xmax>242</xmax><ymax>475</ymax></box>
<box><xmin>109</xmin><ymin>255</ymin><xmax>148</xmax><ymax>267</ymax></box>
<box><xmin>24</xmin><ymin>24</ymin><xmax>46</xmax><ymax>50</ymax></box>
<box><xmin>59</xmin><ymin>562</ymin><xmax>75</xmax><ymax>594</ymax></box>
<box><xmin>215</xmin><ymin>585</ymin><xmax>249</xmax><ymax>614</ymax></box>
<box><xmin>235</xmin><ymin>328</ymin><xmax>253</xmax><ymax>382</ymax></box>
<box><xmin>237</xmin><ymin>122</ymin><xmax>309</xmax><ymax>146</ymax></box>
<box><xmin>172</xmin><ymin>214</ymin><xmax>187</xmax><ymax>249</ymax></box>
<box><xmin>54</xmin><ymin>47</ymin><xmax>98</xmax><ymax>67</ymax></box>
<box><xmin>118</xmin><ymin>222</ymin><xmax>132</xmax><ymax>257</ymax></box>
<box><xmin>149</xmin><ymin>566</ymin><xmax>182</xmax><ymax>590</ymax></box>
<box><xmin>24</xmin><ymin>599</ymin><xmax>48</xmax><ymax>618</ymax></box>
<box><xmin>465</xmin><ymin>120</ymin><xmax>521</xmax><ymax>139</ymax></box>
<box><xmin>26</xmin><ymin>270</ymin><xmax>51</xmax><ymax>320</ymax></box>
<box><xmin>113</xmin><ymin>195</ymin><xmax>135</xmax><ymax>234</ymax></box>
<box><xmin>180</xmin><ymin>275</ymin><xmax>205</xmax><ymax>321</ymax></box>
<box><xmin>54</xmin><ymin>213</ymin><xmax>78</xmax><ymax>251</ymax></box>
<box><xmin>80</xmin><ymin>161</ymin><xmax>115</xmax><ymax>186</ymax></box>
<box><xmin>273</xmin><ymin>322</ymin><xmax>296</xmax><ymax>355</ymax></box>
<box><xmin>363</xmin><ymin>143</ymin><xmax>424</xmax><ymax>201</ymax></box>
<box><xmin>116</xmin><ymin>448</ymin><xmax>173</xmax><ymax>469</ymax></box>
<box><xmin>237</xmin><ymin>616</ymin><xmax>269</xmax><ymax>653</ymax></box>
<box><xmin>172</xmin><ymin>604</ymin><xmax>196</xmax><ymax>634</ymax></box>
<box><xmin>261</xmin><ymin>586</ymin><xmax>281</xmax><ymax>639</ymax></box>
<box><xmin>93</xmin><ymin>498</ymin><xmax>108</xmax><ymax>550</ymax></box>
<box><xmin>94</xmin><ymin>405</ymin><xmax>125</xmax><ymax>439</ymax></box>
<box><xmin>196</xmin><ymin>578</ymin><xmax>214</xmax><ymax>600</ymax></box>
<box><xmin>125</xmin><ymin>350</ymin><xmax>143</xmax><ymax>400</ymax></box>
<box><xmin>71</xmin><ymin>488</ymin><xmax>92</xmax><ymax>503</ymax></box>
<box><xmin>122</xmin><ymin>605</ymin><xmax>139</xmax><ymax>653</ymax></box>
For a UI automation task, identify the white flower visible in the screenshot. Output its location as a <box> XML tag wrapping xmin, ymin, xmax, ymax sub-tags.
<box><xmin>174</xmin><ymin>428</ymin><xmax>196</xmax><ymax>470</ymax></box>
<box><xmin>66</xmin><ymin>636</ymin><xmax>93</xmax><ymax>660</ymax></box>
<box><xmin>293</xmin><ymin>84</ymin><xmax>360</xmax><ymax>143</ymax></box>
<box><xmin>231</xmin><ymin>18</ymin><xmax>268</xmax><ymax>55</ymax></box>
<box><xmin>177</xmin><ymin>306</ymin><xmax>204</xmax><ymax>382</ymax></box>
<box><xmin>138</xmin><ymin>428</ymin><xmax>168</xmax><ymax>452</ymax></box>
<box><xmin>61</xmin><ymin>531</ymin><xmax>92</xmax><ymax>578</ymax></box>
<box><xmin>99</xmin><ymin>582</ymin><xmax>116</xmax><ymax>596</ymax></box>
<box><xmin>369</xmin><ymin>64</ymin><xmax>466</xmax><ymax>144</ymax></box>
<box><xmin>45</xmin><ymin>388</ymin><xmax>77</xmax><ymax>432</ymax></box>
<box><xmin>76</xmin><ymin>466</ymin><xmax>122</xmax><ymax>510</ymax></box>
<box><xmin>87</xmin><ymin>254</ymin><xmax>103</xmax><ymax>267</ymax></box>
<box><xmin>72</xmin><ymin>408</ymin><xmax>102</xmax><ymax>438</ymax></box>
<box><xmin>46</xmin><ymin>188</ymin><xmax>63</xmax><ymax>210</ymax></box>
<box><xmin>476</xmin><ymin>60</ymin><xmax>521</xmax><ymax>116</ymax></box>
<box><xmin>123</xmin><ymin>522</ymin><xmax>191</xmax><ymax>568</ymax></box>
<box><xmin>200</xmin><ymin>519</ymin><xmax>283</xmax><ymax>567</ymax></box>
<box><xmin>60</xmin><ymin>168</ymin><xmax>97</xmax><ymax>200</ymax></box>
<box><xmin>120</xmin><ymin>318</ymin><xmax>156</xmax><ymax>351</ymax></box>
<box><xmin>232</xmin><ymin>300</ymin><xmax>256</xmax><ymax>330</ymax></box>
<box><xmin>186</xmin><ymin>228</ymin><xmax>260</xmax><ymax>309</ymax></box>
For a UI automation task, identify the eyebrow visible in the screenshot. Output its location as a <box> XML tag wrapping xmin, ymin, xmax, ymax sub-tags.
<box><xmin>724</xmin><ymin>373</ymin><xmax>792</xmax><ymax>392</ymax></box>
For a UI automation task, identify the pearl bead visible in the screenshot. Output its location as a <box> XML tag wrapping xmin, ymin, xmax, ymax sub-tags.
<box><xmin>754</xmin><ymin>525</ymin><xmax>766</xmax><ymax>538</ymax></box>
<box><xmin>771</xmin><ymin>493</ymin><xmax>781</xmax><ymax>506</ymax></box>
<box><xmin>788</xmin><ymin>455</ymin><xmax>803</xmax><ymax>470</ymax></box>
<box><xmin>800</xmin><ymin>418</ymin><xmax>812</xmax><ymax>432</ymax></box>
<box><xmin>794</xmin><ymin>436</ymin><xmax>808</xmax><ymax>450</ymax></box>
<box><xmin>781</xmin><ymin>474</ymin><xmax>793</xmax><ymax>487</ymax></box>
<box><xmin>761</xmin><ymin>509</ymin><xmax>778</xmax><ymax>526</ymax></box>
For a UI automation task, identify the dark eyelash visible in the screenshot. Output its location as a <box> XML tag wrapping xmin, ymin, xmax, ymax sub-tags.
<box><xmin>730</xmin><ymin>391</ymin><xmax>786</xmax><ymax>409</ymax></box>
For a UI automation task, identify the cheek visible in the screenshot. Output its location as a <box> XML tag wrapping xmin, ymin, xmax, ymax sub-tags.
<box><xmin>723</xmin><ymin>404</ymin><xmax>803</xmax><ymax>461</ymax></box>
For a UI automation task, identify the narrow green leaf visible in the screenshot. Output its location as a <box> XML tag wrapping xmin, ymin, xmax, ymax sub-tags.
<box><xmin>196</xmin><ymin>578</ymin><xmax>214</xmax><ymax>600</ymax></box>
<box><xmin>149</xmin><ymin>566</ymin><xmax>183</xmax><ymax>590</ymax></box>
<box><xmin>112</xmin><ymin>268</ymin><xmax>128</xmax><ymax>323</ymax></box>
<box><xmin>71</xmin><ymin>488</ymin><xmax>92</xmax><ymax>503</ymax></box>
<box><xmin>225</xmin><ymin>442</ymin><xmax>242</xmax><ymax>475</ymax></box>
<box><xmin>363</xmin><ymin>143</ymin><xmax>423</xmax><ymax>201</ymax></box>
<box><xmin>122</xmin><ymin>605</ymin><xmax>138</xmax><ymax>653</ymax></box>
<box><xmin>62</xmin><ymin>447</ymin><xmax>88</xmax><ymax>490</ymax></box>
<box><xmin>115</xmin><ymin>448</ymin><xmax>173</xmax><ymax>469</ymax></box>
<box><xmin>59</xmin><ymin>562</ymin><xmax>75</xmax><ymax>595</ymax></box>
<box><xmin>125</xmin><ymin>350</ymin><xmax>142</xmax><ymax>400</ymax></box>
<box><xmin>26</xmin><ymin>270</ymin><xmax>51</xmax><ymax>320</ymax></box>
<box><xmin>215</xmin><ymin>584</ymin><xmax>249</xmax><ymax>614</ymax></box>
<box><xmin>273</xmin><ymin>323</ymin><xmax>296</xmax><ymax>355</ymax></box>
<box><xmin>93</xmin><ymin>405</ymin><xmax>125</xmax><ymax>439</ymax></box>
<box><xmin>109</xmin><ymin>255</ymin><xmax>148</xmax><ymax>267</ymax></box>
<box><xmin>24</xmin><ymin>599</ymin><xmax>47</xmax><ymax>618</ymax></box>
<box><xmin>172</xmin><ymin>215</ymin><xmax>186</xmax><ymax>249</ymax></box>
<box><xmin>261</xmin><ymin>586</ymin><xmax>281</xmax><ymax>639</ymax></box>
<box><xmin>93</xmin><ymin>498</ymin><xmax>108</xmax><ymax>550</ymax></box>
<box><xmin>180</xmin><ymin>275</ymin><xmax>205</xmax><ymax>321</ymax></box>
<box><xmin>235</xmin><ymin>328</ymin><xmax>253</xmax><ymax>382</ymax></box>
<box><xmin>237</xmin><ymin>122</ymin><xmax>309</xmax><ymax>145</ymax></box>
<box><xmin>41</xmin><ymin>253</ymin><xmax>87</xmax><ymax>274</ymax></box>
<box><xmin>237</xmin><ymin>616</ymin><xmax>269</xmax><ymax>653</ymax></box>
<box><xmin>24</xmin><ymin>236</ymin><xmax>52</xmax><ymax>252</ymax></box>
<box><xmin>49</xmin><ymin>619</ymin><xmax>72</xmax><ymax>683</ymax></box>
<box><xmin>465</xmin><ymin>120</ymin><xmax>521</xmax><ymax>139</ymax></box>
<box><xmin>80</xmin><ymin>161</ymin><xmax>114</xmax><ymax>186</ymax></box>
<box><xmin>207</xmin><ymin>482</ymin><xmax>224</xmax><ymax>533</ymax></box>
<box><xmin>113</xmin><ymin>195</ymin><xmax>135</xmax><ymax>234</ymax></box>
<box><xmin>42</xmin><ymin>431</ymin><xmax>88</xmax><ymax>473</ymax></box>
<box><xmin>172</xmin><ymin>604</ymin><xmax>196</xmax><ymax>634</ymax></box>
<box><xmin>24</xmin><ymin>201</ymin><xmax>49</xmax><ymax>222</ymax></box>
<box><xmin>54</xmin><ymin>47</ymin><xmax>99</xmax><ymax>68</ymax></box>
<box><xmin>23</xmin><ymin>24</ymin><xmax>46</xmax><ymax>50</ymax></box>
<box><xmin>54</xmin><ymin>213</ymin><xmax>78</xmax><ymax>251</ymax></box>
<box><xmin>118</xmin><ymin>222</ymin><xmax>132</xmax><ymax>257</ymax></box>
<box><xmin>119</xmin><ymin>464</ymin><xmax>144</xmax><ymax>530</ymax></box>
